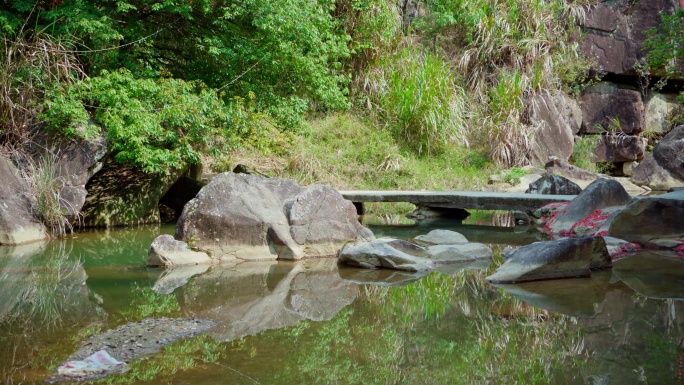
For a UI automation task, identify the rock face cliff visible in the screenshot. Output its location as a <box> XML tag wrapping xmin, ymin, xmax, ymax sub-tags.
<box><xmin>580</xmin><ymin>0</ymin><xmax>680</xmax><ymax>77</ymax></box>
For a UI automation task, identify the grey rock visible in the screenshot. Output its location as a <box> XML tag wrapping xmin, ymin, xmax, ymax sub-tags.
<box><xmin>177</xmin><ymin>173</ymin><xmax>371</xmax><ymax>261</ymax></box>
<box><xmin>528</xmin><ymin>93</ymin><xmax>575</xmax><ymax>165</ymax></box>
<box><xmin>581</xmin><ymin>83</ymin><xmax>644</xmax><ymax>135</ymax></box>
<box><xmin>147</xmin><ymin>234</ymin><xmax>212</xmax><ymax>267</ymax></box>
<box><xmin>608</xmin><ymin>190</ymin><xmax>684</xmax><ymax>245</ymax></box>
<box><xmin>631</xmin><ymin>154</ymin><xmax>684</xmax><ymax>191</ymax></box>
<box><xmin>653</xmin><ymin>125</ymin><xmax>684</xmax><ymax>182</ymax></box>
<box><xmin>545</xmin><ymin>157</ymin><xmax>597</xmax><ymax>181</ymax></box>
<box><xmin>592</xmin><ymin>134</ymin><xmax>646</xmax><ymax>163</ymax></box>
<box><xmin>29</xmin><ymin>129</ymin><xmax>106</xmax><ymax>219</ymax></box>
<box><xmin>645</xmin><ymin>93</ymin><xmax>680</xmax><ymax>135</ymax></box>
<box><xmin>0</xmin><ymin>156</ymin><xmax>48</xmax><ymax>245</ymax></box>
<box><xmin>547</xmin><ymin>178</ymin><xmax>631</xmax><ymax>234</ymax></box>
<box><xmin>426</xmin><ymin>243</ymin><xmax>493</xmax><ymax>263</ymax></box>
<box><xmin>414</xmin><ymin>229</ymin><xmax>468</xmax><ymax>245</ymax></box>
<box><xmin>288</xmin><ymin>184</ymin><xmax>373</xmax><ymax>257</ymax></box>
<box><xmin>525</xmin><ymin>173</ymin><xmax>582</xmax><ymax>195</ymax></box>
<box><xmin>338</xmin><ymin>238</ymin><xmax>433</xmax><ymax>272</ymax></box>
<box><xmin>552</xmin><ymin>91</ymin><xmax>583</xmax><ymax>135</ymax></box>
<box><xmin>486</xmin><ymin>237</ymin><xmax>611</xmax><ymax>283</ymax></box>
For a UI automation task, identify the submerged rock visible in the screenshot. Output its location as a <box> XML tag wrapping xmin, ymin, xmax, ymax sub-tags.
<box><xmin>613</xmin><ymin>251</ymin><xmax>684</xmax><ymax>299</ymax></box>
<box><xmin>486</xmin><ymin>237</ymin><xmax>611</xmax><ymax>283</ymax></box>
<box><xmin>608</xmin><ymin>189</ymin><xmax>684</xmax><ymax>245</ymax></box>
<box><xmin>337</xmin><ymin>267</ymin><xmax>429</xmax><ymax>286</ymax></box>
<box><xmin>50</xmin><ymin>318</ymin><xmax>215</xmax><ymax>382</ymax></box>
<box><xmin>414</xmin><ymin>229</ymin><xmax>469</xmax><ymax>245</ymax></box>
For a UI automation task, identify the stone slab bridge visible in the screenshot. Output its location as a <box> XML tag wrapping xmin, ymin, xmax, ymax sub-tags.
<box><xmin>339</xmin><ymin>190</ymin><xmax>577</xmax><ymax>214</ymax></box>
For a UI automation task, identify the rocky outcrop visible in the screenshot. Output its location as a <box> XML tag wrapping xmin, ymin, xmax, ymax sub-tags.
<box><xmin>645</xmin><ymin>93</ymin><xmax>681</xmax><ymax>135</ymax></box>
<box><xmin>147</xmin><ymin>234</ymin><xmax>212</xmax><ymax>267</ymax></box>
<box><xmin>546</xmin><ymin>178</ymin><xmax>632</xmax><ymax>235</ymax></box>
<box><xmin>580</xmin><ymin>0</ymin><xmax>679</xmax><ymax>77</ymax></box>
<box><xmin>608</xmin><ymin>190</ymin><xmax>684</xmax><ymax>245</ymax></box>
<box><xmin>525</xmin><ymin>173</ymin><xmax>582</xmax><ymax>195</ymax></box>
<box><xmin>176</xmin><ymin>173</ymin><xmax>372</xmax><ymax>261</ymax></box>
<box><xmin>592</xmin><ymin>134</ymin><xmax>646</xmax><ymax>163</ymax></box>
<box><xmin>486</xmin><ymin>237</ymin><xmax>611</xmax><ymax>283</ymax></box>
<box><xmin>528</xmin><ymin>92</ymin><xmax>576</xmax><ymax>165</ymax></box>
<box><xmin>580</xmin><ymin>83</ymin><xmax>644</xmax><ymax>135</ymax></box>
<box><xmin>81</xmin><ymin>160</ymin><xmax>185</xmax><ymax>227</ymax></box>
<box><xmin>0</xmin><ymin>156</ymin><xmax>48</xmax><ymax>245</ymax></box>
<box><xmin>632</xmin><ymin>125</ymin><xmax>684</xmax><ymax>190</ymax></box>
<box><xmin>28</xmin><ymin>130</ymin><xmax>106</xmax><ymax>219</ymax></box>
<box><xmin>338</xmin><ymin>236</ymin><xmax>492</xmax><ymax>272</ymax></box>
<box><xmin>652</xmin><ymin>125</ymin><xmax>684</xmax><ymax>181</ymax></box>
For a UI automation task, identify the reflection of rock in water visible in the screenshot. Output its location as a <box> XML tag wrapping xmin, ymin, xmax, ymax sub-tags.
<box><xmin>338</xmin><ymin>266</ymin><xmax>429</xmax><ymax>286</ymax></box>
<box><xmin>0</xmin><ymin>242</ymin><xmax>101</xmax><ymax>327</ymax></box>
<box><xmin>178</xmin><ymin>258</ymin><xmax>358</xmax><ymax>341</ymax></box>
<box><xmin>613</xmin><ymin>251</ymin><xmax>684</xmax><ymax>299</ymax></box>
<box><xmin>491</xmin><ymin>270</ymin><xmax>612</xmax><ymax>317</ymax></box>
<box><xmin>148</xmin><ymin>264</ymin><xmax>211</xmax><ymax>294</ymax></box>
<box><xmin>576</xmin><ymin>286</ymin><xmax>684</xmax><ymax>384</ymax></box>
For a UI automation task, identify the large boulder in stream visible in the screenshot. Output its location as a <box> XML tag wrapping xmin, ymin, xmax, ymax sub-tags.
<box><xmin>545</xmin><ymin>178</ymin><xmax>631</xmax><ymax>235</ymax></box>
<box><xmin>0</xmin><ymin>156</ymin><xmax>48</xmax><ymax>245</ymax></box>
<box><xmin>608</xmin><ymin>190</ymin><xmax>684</xmax><ymax>246</ymax></box>
<box><xmin>486</xmin><ymin>237</ymin><xmax>611</xmax><ymax>283</ymax></box>
<box><xmin>339</xmin><ymin>236</ymin><xmax>492</xmax><ymax>273</ymax></box>
<box><xmin>175</xmin><ymin>172</ymin><xmax>372</xmax><ymax>262</ymax></box>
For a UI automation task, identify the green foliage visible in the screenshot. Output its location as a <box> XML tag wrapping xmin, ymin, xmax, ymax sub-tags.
<box><xmin>645</xmin><ymin>10</ymin><xmax>684</xmax><ymax>77</ymax></box>
<box><xmin>569</xmin><ymin>135</ymin><xmax>600</xmax><ymax>173</ymax></box>
<box><xmin>118</xmin><ymin>283</ymin><xmax>180</xmax><ymax>321</ymax></box>
<box><xmin>231</xmin><ymin>113</ymin><xmax>491</xmax><ymax>196</ymax></box>
<box><xmin>42</xmin><ymin>69</ymin><xmax>285</xmax><ymax>173</ymax></box>
<box><xmin>503</xmin><ymin>166</ymin><xmax>527</xmax><ymax>185</ymax></box>
<box><xmin>364</xmin><ymin>47</ymin><xmax>468</xmax><ymax>155</ymax></box>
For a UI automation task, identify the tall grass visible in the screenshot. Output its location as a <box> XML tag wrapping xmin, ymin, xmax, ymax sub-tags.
<box><xmin>363</xmin><ymin>46</ymin><xmax>468</xmax><ymax>155</ymax></box>
<box><xmin>0</xmin><ymin>29</ymin><xmax>84</xmax><ymax>145</ymax></box>
<box><xmin>19</xmin><ymin>153</ymin><xmax>76</xmax><ymax>237</ymax></box>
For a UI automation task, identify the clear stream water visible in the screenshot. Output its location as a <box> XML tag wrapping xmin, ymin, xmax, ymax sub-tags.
<box><xmin>1</xmin><ymin>213</ymin><xmax>683</xmax><ymax>385</ymax></box>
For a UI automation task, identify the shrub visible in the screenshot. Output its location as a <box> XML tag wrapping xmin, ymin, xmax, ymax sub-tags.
<box><xmin>41</xmin><ymin>69</ymin><xmax>288</xmax><ymax>174</ymax></box>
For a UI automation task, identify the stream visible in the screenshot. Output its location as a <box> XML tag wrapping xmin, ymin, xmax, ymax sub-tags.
<box><xmin>0</xmin><ymin>212</ymin><xmax>683</xmax><ymax>384</ymax></box>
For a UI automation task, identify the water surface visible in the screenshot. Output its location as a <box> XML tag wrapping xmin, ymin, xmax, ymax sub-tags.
<box><xmin>1</xmin><ymin>216</ymin><xmax>683</xmax><ymax>384</ymax></box>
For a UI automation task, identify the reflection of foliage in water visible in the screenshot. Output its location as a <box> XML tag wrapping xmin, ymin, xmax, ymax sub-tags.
<box><xmin>89</xmin><ymin>335</ymin><xmax>225</xmax><ymax>385</ymax></box>
<box><xmin>118</xmin><ymin>283</ymin><xmax>181</xmax><ymax>322</ymax></box>
<box><xmin>222</xmin><ymin>258</ymin><xmax>586</xmax><ymax>385</ymax></box>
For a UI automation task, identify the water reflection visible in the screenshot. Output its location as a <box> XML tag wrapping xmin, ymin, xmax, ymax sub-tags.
<box><xmin>173</xmin><ymin>259</ymin><xmax>359</xmax><ymax>341</ymax></box>
<box><xmin>364</xmin><ymin>216</ymin><xmax>548</xmax><ymax>246</ymax></box>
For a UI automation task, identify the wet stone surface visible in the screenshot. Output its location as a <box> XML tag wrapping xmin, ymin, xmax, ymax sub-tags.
<box><xmin>68</xmin><ymin>318</ymin><xmax>215</xmax><ymax>361</ymax></box>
